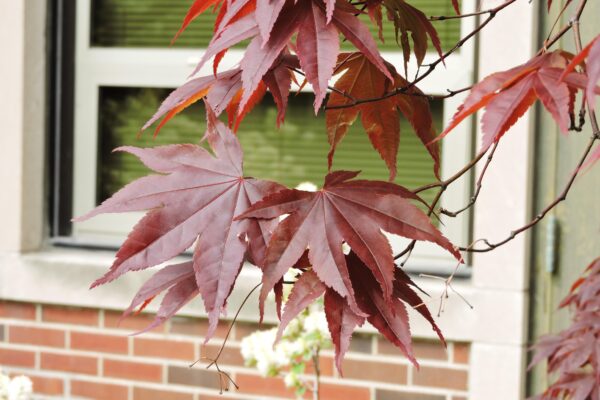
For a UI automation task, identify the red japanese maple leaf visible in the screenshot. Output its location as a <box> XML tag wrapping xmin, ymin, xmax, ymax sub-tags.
<box><xmin>323</xmin><ymin>286</ymin><xmax>366</xmax><ymax>373</ymax></box>
<box><xmin>451</xmin><ymin>0</ymin><xmax>460</xmax><ymax>15</ymax></box>
<box><xmin>237</xmin><ymin>170</ymin><xmax>461</xmax><ymax>320</ymax></box>
<box><xmin>171</xmin><ymin>0</ymin><xmax>225</xmax><ymax>44</ymax></box>
<box><xmin>152</xmin><ymin>0</ymin><xmax>397</xmax><ymax>133</ymax></box>
<box><xmin>560</xmin><ymin>34</ymin><xmax>600</xmax><ymax>169</ymax></box>
<box><xmin>530</xmin><ymin>257</ymin><xmax>600</xmax><ymax>400</ymax></box>
<box><xmin>378</xmin><ymin>0</ymin><xmax>445</xmax><ymax>75</ymax></box>
<box><xmin>141</xmin><ymin>55</ymin><xmax>297</xmax><ymax>137</ymax></box>
<box><xmin>76</xmin><ymin>108</ymin><xmax>283</xmax><ymax>340</ymax></box>
<box><xmin>122</xmin><ymin>261</ymin><xmax>197</xmax><ymax>334</ymax></box>
<box><xmin>326</xmin><ymin>52</ymin><xmax>440</xmax><ymax>180</ymax></box>
<box><xmin>562</xmin><ymin>34</ymin><xmax>600</xmax><ymax>110</ymax></box>
<box><xmin>276</xmin><ymin>269</ymin><xmax>329</xmax><ymax>342</ymax></box>
<box><xmin>436</xmin><ymin>51</ymin><xmax>598</xmax><ymax>152</ymax></box>
<box><xmin>181</xmin><ymin>0</ymin><xmax>391</xmax><ymax>113</ymax></box>
<box><xmin>242</xmin><ymin>0</ymin><xmax>393</xmax><ymax>112</ymax></box>
<box><xmin>273</xmin><ymin>252</ymin><xmax>445</xmax><ymax>373</ymax></box>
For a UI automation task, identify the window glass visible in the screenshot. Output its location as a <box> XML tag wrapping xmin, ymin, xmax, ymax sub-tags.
<box><xmin>90</xmin><ymin>0</ymin><xmax>460</xmax><ymax>51</ymax></box>
<box><xmin>97</xmin><ymin>87</ymin><xmax>442</xmax><ymax>207</ymax></box>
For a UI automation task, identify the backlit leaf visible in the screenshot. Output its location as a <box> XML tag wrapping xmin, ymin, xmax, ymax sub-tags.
<box><xmin>77</xmin><ymin>109</ymin><xmax>283</xmax><ymax>341</ymax></box>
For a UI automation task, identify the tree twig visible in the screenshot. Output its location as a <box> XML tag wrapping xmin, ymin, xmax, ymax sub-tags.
<box><xmin>440</xmin><ymin>142</ymin><xmax>499</xmax><ymax>217</ymax></box>
<box><xmin>462</xmin><ymin>129</ymin><xmax>598</xmax><ymax>253</ymax></box>
<box><xmin>393</xmin><ymin>148</ymin><xmax>492</xmax><ymax>261</ymax></box>
<box><xmin>429</xmin><ymin>2</ymin><xmax>511</xmax><ymax>21</ymax></box>
<box><xmin>189</xmin><ymin>283</ymin><xmax>262</xmax><ymax>391</ymax></box>
<box><xmin>460</xmin><ymin>0</ymin><xmax>596</xmax><ymax>253</ymax></box>
<box><xmin>542</xmin><ymin>0</ymin><xmax>571</xmax><ymax>48</ymax></box>
<box><xmin>290</xmin><ymin>66</ymin><xmax>471</xmax><ymax>103</ymax></box>
<box><xmin>414</xmin><ymin>149</ymin><xmax>489</xmax><ymax>194</ymax></box>
<box><xmin>415</xmin><ymin>240</ymin><xmax>481</xmax><ymax>316</ymax></box>
<box><xmin>539</xmin><ymin>0</ymin><xmax>589</xmax><ymax>53</ymax></box>
<box><xmin>312</xmin><ymin>349</ymin><xmax>321</xmax><ymax>400</ymax></box>
<box><xmin>394</xmin><ymin>187</ymin><xmax>444</xmax><ymax>262</ymax></box>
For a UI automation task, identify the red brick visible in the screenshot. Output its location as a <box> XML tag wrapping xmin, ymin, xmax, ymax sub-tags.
<box><xmin>349</xmin><ymin>334</ymin><xmax>373</xmax><ymax>354</ymax></box>
<box><xmin>167</xmin><ymin>366</ymin><xmax>222</xmax><ymax>390</ymax></box>
<box><xmin>133</xmin><ymin>387</ymin><xmax>194</xmax><ymax>400</ymax></box>
<box><xmin>413</xmin><ymin>366</ymin><xmax>468</xmax><ymax>391</ymax></box>
<box><xmin>304</xmin><ymin>356</ymin><xmax>335</xmax><ymax>377</ymax></box>
<box><xmin>0</xmin><ymin>302</ymin><xmax>36</xmax><ymax>320</ymax></box>
<box><xmin>170</xmin><ymin>316</ymin><xmax>229</xmax><ymax>338</ymax></box>
<box><xmin>42</xmin><ymin>305</ymin><xmax>99</xmax><ymax>326</ymax></box>
<box><xmin>413</xmin><ymin>340</ymin><xmax>447</xmax><ymax>360</ymax></box>
<box><xmin>378</xmin><ymin>338</ymin><xmax>447</xmax><ymax>361</ymax></box>
<box><xmin>29</xmin><ymin>375</ymin><xmax>64</xmax><ymax>396</ymax></box>
<box><xmin>233</xmin><ymin>321</ymin><xmax>275</xmax><ymax>341</ymax></box>
<box><xmin>0</xmin><ymin>348</ymin><xmax>35</xmax><ymax>367</ymax></box>
<box><xmin>104</xmin><ymin>359</ymin><xmax>162</xmax><ymax>382</ymax></box>
<box><xmin>341</xmin><ymin>358</ymin><xmax>407</xmax><ymax>385</ymax></box>
<box><xmin>201</xmin><ymin>344</ymin><xmax>244</xmax><ymax>366</ymax></box>
<box><xmin>41</xmin><ymin>352</ymin><xmax>98</xmax><ymax>375</ymax></box>
<box><xmin>453</xmin><ymin>342</ymin><xmax>470</xmax><ymax>364</ymax></box>
<box><xmin>376</xmin><ymin>389</ymin><xmax>445</xmax><ymax>400</ymax></box>
<box><xmin>104</xmin><ymin>311</ymin><xmax>160</xmax><ymax>332</ymax></box>
<box><xmin>71</xmin><ymin>332</ymin><xmax>128</xmax><ymax>354</ymax></box>
<box><xmin>9</xmin><ymin>326</ymin><xmax>64</xmax><ymax>347</ymax></box>
<box><xmin>71</xmin><ymin>380</ymin><xmax>128</xmax><ymax>400</ymax></box>
<box><xmin>235</xmin><ymin>374</ymin><xmax>293</xmax><ymax>398</ymax></box>
<box><xmin>134</xmin><ymin>337</ymin><xmax>194</xmax><ymax>360</ymax></box>
<box><xmin>320</xmin><ymin>383</ymin><xmax>371</xmax><ymax>400</ymax></box>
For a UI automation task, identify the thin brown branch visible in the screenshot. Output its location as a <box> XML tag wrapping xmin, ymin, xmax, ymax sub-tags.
<box><xmin>204</xmin><ymin>283</ymin><xmax>261</xmax><ymax>369</ymax></box>
<box><xmin>569</xmin><ymin>102</ymin><xmax>587</xmax><ymax>132</ymax></box>
<box><xmin>291</xmin><ymin>66</ymin><xmax>471</xmax><ymax>103</ymax></box>
<box><xmin>201</xmin><ymin>357</ymin><xmax>239</xmax><ymax>393</ymax></box>
<box><xmin>440</xmin><ymin>142</ymin><xmax>499</xmax><ymax>217</ymax></box>
<box><xmin>291</xmin><ymin>67</ymin><xmax>357</xmax><ymax>102</ymax></box>
<box><xmin>189</xmin><ymin>283</ymin><xmax>261</xmax><ymax>391</ymax></box>
<box><xmin>414</xmin><ymin>148</ymin><xmax>489</xmax><ymax>194</ymax></box>
<box><xmin>394</xmin><ymin>187</ymin><xmax>445</xmax><ymax>262</ymax></box>
<box><xmin>416</xmin><ymin>240</ymin><xmax>481</xmax><ymax>316</ymax></box>
<box><xmin>429</xmin><ymin>2</ymin><xmax>510</xmax><ymax>21</ymax></box>
<box><xmin>394</xmin><ymin>147</ymin><xmax>492</xmax><ymax>261</ymax></box>
<box><xmin>543</xmin><ymin>0</ymin><xmax>571</xmax><ymax>47</ymax></box>
<box><xmin>540</xmin><ymin>0</ymin><xmax>589</xmax><ymax>52</ymax></box>
<box><xmin>540</xmin><ymin>23</ymin><xmax>572</xmax><ymax>53</ymax></box>
<box><xmin>312</xmin><ymin>349</ymin><xmax>321</xmax><ymax>400</ymax></box>
<box><xmin>462</xmin><ymin>130</ymin><xmax>599</xmax><ymax>253</ymax></box>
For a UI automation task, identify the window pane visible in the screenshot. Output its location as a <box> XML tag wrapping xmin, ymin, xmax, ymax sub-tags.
<box><xmin>97</xmin><ymin>87</ymin><xmax>442</xmax><ymax>207</ymax></box>
<box><xmin>90</xmin><ymin>0</ymin><xmax>460</xmax><ymax>51</ymax></box>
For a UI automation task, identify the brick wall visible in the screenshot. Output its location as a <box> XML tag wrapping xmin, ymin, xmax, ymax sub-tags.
<box><xmin>0</xmin><ymin>301</ymin><xmax>469</xmax><ymax>400</ymax></box>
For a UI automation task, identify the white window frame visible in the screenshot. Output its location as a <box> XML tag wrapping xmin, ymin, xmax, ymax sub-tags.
<box><xmin>71</xmin><ymin>0</ymin><xmax>478</xmax><ymax>272</ymax></box>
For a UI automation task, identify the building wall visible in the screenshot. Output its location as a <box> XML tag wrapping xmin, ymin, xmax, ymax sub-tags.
<box><xmin>1</xmin><ymin>300</ymin><xmax>469</xmax><ymax>400</ymax></box>
<box><xmin>527</xmin><ymin>0</ymin><xmax>600</xmax><ymax>394</ymax></box>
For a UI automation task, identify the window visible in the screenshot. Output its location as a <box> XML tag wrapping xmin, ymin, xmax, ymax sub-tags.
<box><xmin>53</xmin><ymin>0</ymin><xmax>477</xmax><ymax>273</ymax></box>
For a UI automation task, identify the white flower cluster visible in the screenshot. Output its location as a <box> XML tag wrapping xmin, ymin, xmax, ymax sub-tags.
<box><xmin>295</xmin><ymin>182</ymin><xmax>318</xmax><ymax>192</ymax></box>
<box><xmin>240</xmin><ymin>303</ymin><xmax>331</xmax><ymax>398</ymax></box>
<box><xmin>0</xmin><ymin>371</ymin><xmax>32</xmax><ymax>400</ymax></box>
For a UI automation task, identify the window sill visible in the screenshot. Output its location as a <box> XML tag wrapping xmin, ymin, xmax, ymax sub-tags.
<box><xmin>0</xmin><ymin>247</ymin><xmax>524</xmax><ymax>345</ymax></box>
